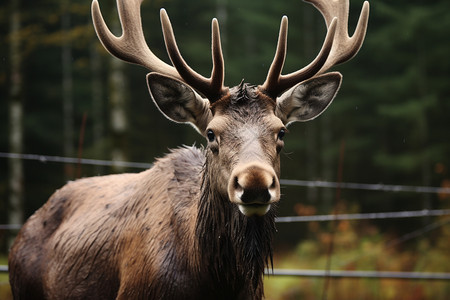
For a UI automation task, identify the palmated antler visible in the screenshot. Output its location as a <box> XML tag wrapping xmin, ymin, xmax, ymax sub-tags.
<box><xmin>260</xmin><ymin>0</ymin><xmax>370</xmax><ymax>98</ymax></box>
<box><xmin>91</xmin><ymin>0</ymin><xmax>228</xmax><ymax>102</ymax></box>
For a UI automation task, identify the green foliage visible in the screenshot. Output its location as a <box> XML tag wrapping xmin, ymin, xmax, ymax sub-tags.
<box><xmin>0</xmin><ymin>0</ymin><xmax>449</xmax><ymax>297</ymax></box>
<box><xmin>265</xmin><ymin>212</ymin><xmax>450</xmax><ymax>299</ymax></box>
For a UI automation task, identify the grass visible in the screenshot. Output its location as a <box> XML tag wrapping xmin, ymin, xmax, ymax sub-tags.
<box><xmin>0</xmin><ymin>256</ymin><xmax>11</xmax><ymax>300</ymax></box>
<box><xmin>263</xmin><ymin>217</ymin><xmax>450</xmax><ymax>300</ymax></box>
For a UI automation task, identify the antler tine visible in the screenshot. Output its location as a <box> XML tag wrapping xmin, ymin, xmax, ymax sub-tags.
<box><xmin>210</xmin><ymin>18</ymin><xmax>227</xmax><ymax>98</ymax></box>
<box><xmin>92</xmin><ymin>0</ymin><xmax>180</xmax><ymax>79</ymax></box>
<box><xmin>260</xmin><ymin>16</ymin><xmax>288</xmax><ymax>97</ymax></box>
<box><xmin>260</xmin><ymin>0</ymin><xmax>369</xmax><ymax>98</ymax></box>
<box><xmin>260</xmin><ymin>16</ymin><xmax>337</xmax><ymax>98</ymax></box>
<box><xmin>305</xmin><ymin>0</ymin><xmax>370</xmax><ymax>74</ymax></box>
<box><xmin>160</xmin><ymin>9</ymin><xmax>227</xmax><ymax>102</ymax></box>
<box><xmin>92</xmin><ymin>0</ymin><xmax>228</xmax><ymax>102</ymax></box>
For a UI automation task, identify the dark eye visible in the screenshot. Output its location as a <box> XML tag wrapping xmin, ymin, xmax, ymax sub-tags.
<box><xmin>207</xmin><ymin>129</ymin><xmax>215</xmax><ymax>142</ymax></box>
<box><xmin>277</xmin><ymin>128</ymin><xmax>286</xmax><ymax>140</ymax></box>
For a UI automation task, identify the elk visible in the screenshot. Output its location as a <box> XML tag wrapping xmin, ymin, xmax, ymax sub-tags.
<box><xmin>9</xmin><ymin>0</ymin><xmax>369</xmax><ymax>299</ymax></box>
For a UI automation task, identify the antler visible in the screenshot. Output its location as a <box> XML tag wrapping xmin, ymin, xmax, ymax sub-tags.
<box><xmin>92</xmin><ymin>0</ymin><xmax>178</xmax><ymax>78</ymax></box>
<box><xmin>160</xmin><ymin>10</ymin><xmax>227</xmax><ymax>101</ymax></box>
<box><xmin>91</xmin><ymin>0</ymin><xmax>227</xmax><ymax>102</ymax></box>
<box><xmin>260</xmin><ymin>0</ymin><xmax>369</xmax><ymax>98</ymax></box>
<box><xmin>306</xmin><ymin>0</ymin><xmax>370</xmax><ymax>74</ymax></box>
<box><xmin>260</xmin><ymin>16</ymin><xmax>337</xmax><ymax>98</ymax></box>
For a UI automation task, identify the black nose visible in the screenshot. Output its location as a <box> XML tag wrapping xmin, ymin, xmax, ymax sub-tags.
<box><xmin>240</xmin><ymin>188</ymin><xmax>271</xmax><ymax>204</ymax></box>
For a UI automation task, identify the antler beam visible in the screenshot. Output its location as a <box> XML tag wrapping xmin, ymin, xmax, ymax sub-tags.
<box><xmin>260</xmin><ymin>16</ymin><xmax>337</xmax><ymax>98</ymax></box>
<box><xmin>160</xmin><ymin>10</ymin><xmax>227</xmax><ymax>101</ymax></box>
<box><xmin>92</xmin><ymin>0</ymin><xmax>179</xmax><ymax>78</ymax></box>
<box><xmin>92</xmin><ymin>0</ymin><xmax>228</xmax><ymax>102</ymax></box>
<box><xmin>306</xmin><ymin>0</ymin><xmax>370</xmax><ymax>74</ymax></box>
<box><xmin>260</xmin><ymin>0</ymin><xmax>370</xmax><ymax>98</ymax></box>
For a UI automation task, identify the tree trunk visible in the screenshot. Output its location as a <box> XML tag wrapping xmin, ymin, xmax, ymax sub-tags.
<box><xmin>8</xmin><ymin>0</ymin><xmax>24</xmax><ymax>245</ymax></box>
<box><xmin>303</xmin><ymin>7</ymin><xmax>318</xmax><ymax>203</ymax></box>
<box><xmin>109</xmin><ymin>7</ymin><xmax>128</xmax><ymax>172</ymax></box>
<box><xmin>61</xmin><ymin>0</ymin><xmax>74</xmax><ymax>178</ymax></box>
<box><xmin>319</xmin><ymin>14</ymin><xmax>333</xmax><ymax>208</ymax></box>
<box><xmin>91</xmin><ymin>42</ymin><xmax>105</xmax><ymax>174</ymax></box>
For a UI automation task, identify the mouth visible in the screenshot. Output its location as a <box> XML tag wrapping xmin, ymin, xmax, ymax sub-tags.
<box><xmin>238</xmin><ymin>203</ymin><xmax>271</xmax><ymax>217</ymax></box>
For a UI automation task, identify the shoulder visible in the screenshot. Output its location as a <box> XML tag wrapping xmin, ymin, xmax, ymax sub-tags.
<box><xmin>152</xmin><ymin>146</ymin><xmax>205</xmax><ymax>201</ymax></box>
<box><xmin>154</xmin><ymin>145</ymin><xmax>206</xmax><ymax>175</ymax></box>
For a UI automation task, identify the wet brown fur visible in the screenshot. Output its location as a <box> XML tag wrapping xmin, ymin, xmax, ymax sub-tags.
<box><xmin>9</xmin><ymin>85</ymin><xmax>279</xmax><ymax>300</ymax></box>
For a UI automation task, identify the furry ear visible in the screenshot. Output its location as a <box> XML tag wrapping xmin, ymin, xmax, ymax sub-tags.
<box><xmin>147</xmin><ymin>73</ymin><xmax>213</xmax><ymax>134</ymax></box>
<box><xmin>275</xmin><ymin>72</ymin><xmax>342</xmax><ymax>126</ymax></box>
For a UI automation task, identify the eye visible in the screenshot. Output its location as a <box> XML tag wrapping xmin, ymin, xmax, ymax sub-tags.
<box><xmin>277</xmin><ymin>128</ymin><xmax>286</xmax><ymax>141</ymax></box>
<box><xmin>206</xmin><ymin>129</ymin><xmax>216</xmax><ymax>142</ymax></box>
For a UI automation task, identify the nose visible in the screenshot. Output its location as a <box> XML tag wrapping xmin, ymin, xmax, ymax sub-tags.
<box><xmin>228</xmin><ymin>163</ymin><xmax>280</xmax><ymax>216</ymax></box>
<box><xmin>240</xmin><ymin>184</ymin><xmax>272</xmax><ymax>204</ymax></box>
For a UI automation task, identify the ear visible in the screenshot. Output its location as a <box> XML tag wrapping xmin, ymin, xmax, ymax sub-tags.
<box><xmin>275</xmin><ymin>72</ymin><xmax>342</xmax><ymax>126</ymax></box>
<box><xmin>147</xmin><ymin>73</ymin><xmax>213</xmax><ymax>134</ymax></box>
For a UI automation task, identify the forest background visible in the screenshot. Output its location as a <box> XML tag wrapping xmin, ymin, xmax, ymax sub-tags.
<box><xmin>0</xmin><ymin>0</ymin><xmax>449</xmax><ymax>299</ymax></box>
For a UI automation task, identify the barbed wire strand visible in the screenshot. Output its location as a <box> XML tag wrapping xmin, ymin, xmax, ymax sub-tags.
<box><xmin>280</xmin><ymin>179</ymin><xmax>450</xmax><ymax>194</ymax></box>
<box><xmin>0</xmin><ymin>152</ymin><xmax>153</xmax><ymax>169</ymax></box>
<box><xmin>1</xmin><ymin>152</ymin><xmax>450</xmax><ymax>194</ymax></box>
<box><xmin>2</xmin><ymin>209</ymin><xmax>450</xmax><ymax>231</ymax></box>
<box><xmin>275</xmin><ymin>209</ymin><xmax>450</xmax><ymax>223</ymax></box>
<box><xmin>266</xmin><ymin>269</ymin><xmax>450</xmax><ymax>280</ymax></box>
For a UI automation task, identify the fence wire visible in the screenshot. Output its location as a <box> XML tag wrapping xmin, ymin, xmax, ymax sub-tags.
<box><xmin>266</xmin><ymin>269</ymin><xmax>450</xmax><ymax>280</ymax></box>
<box><xmin>1</xmin><ymin>265</ymin><xmax>449</xmax><ymax>279</ymax></box>
<box><xmin>280</xmin><ymin>178</ymin><xmax>450</xmax><ymax>194</ymax></box>
<box><xmin>0</xmin><ymin>152</ymin><xmax>152</xmax><ymax>169</ymax></box>
<box><xmin>2</xmin><ymin>209</ymin><xmax>450</xmax><ymax>231</ymax></box>
<box><xmin>2</xmin><ymin>152</ymin><xmax>450</xmax><ymax>195</ymax></box>
<box><xmin>1</xmin><ymin>152</ymin><xmax>450</xmax><ymax>281</ymax></box>
<box><xmin>276</xmin><ymin>209</ymin><xmax>450</xmax><ymax>223</ymax></box>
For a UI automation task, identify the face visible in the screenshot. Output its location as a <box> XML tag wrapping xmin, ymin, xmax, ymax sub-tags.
<box><xmin>205</xmin><ymin>85</ymin><xmax>285</xmax><ymax>217</ymax></box>
<box><xmin>148</xmin><ymin>73</ymin><xmax>341</xmax><ymax>217</ymax></box>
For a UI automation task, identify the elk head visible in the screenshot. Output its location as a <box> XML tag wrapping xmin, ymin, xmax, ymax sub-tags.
<box><xmin>92</xmin><ymin>0</ymin><xmax>369</xmax><ymax>217</ymax></box>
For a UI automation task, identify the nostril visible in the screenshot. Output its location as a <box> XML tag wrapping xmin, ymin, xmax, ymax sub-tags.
<box><xmin>261</xmin><ymin>190</ymin><xmax>271</xmax><ymax>203</ymax></box>
<box><xmin>234</xmin><ymin>176</ymin><xmax>241</xmax><ymax>190</ymax></box>
<box><xmin>270</xmin><ymin>177</ymin><xmax>276</xmax><ymax>189</ymax></box>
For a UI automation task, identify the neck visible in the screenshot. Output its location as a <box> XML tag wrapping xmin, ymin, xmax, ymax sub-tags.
<box><xmin>195</xmin><ymin>159</ymin><xmax>276</xmax><ymax>298</ymax></box>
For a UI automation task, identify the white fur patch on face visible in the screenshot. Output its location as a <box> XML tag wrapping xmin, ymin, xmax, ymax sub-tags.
<box><xmin>238</xmin><ymin>204</ymin><xmax>271</xmax><ymax>217</ymax></box>
<box><xmin>238</xmin><ymin>125</ymin><xmax>264</xmax><ymax>161</ymax></box>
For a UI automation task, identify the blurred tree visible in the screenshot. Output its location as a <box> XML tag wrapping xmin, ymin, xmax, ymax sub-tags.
<box><xmin>8</xmin><ymin>0</ymin><xmax>24</xmax><ymax>238</ymax></box>
<box><xmin>108</xmin><ymin>4</ymin><xmax>129</xmax><ymax>172</ymax></box>
<box><xmin>90</xmin><ymin>41</ymin><xmax>105</xmax><ymax>174</ymax></box>
<box><xmin>61</xmin><ymin>0</ymin><xmax>75</xmax><ymax>178</ymax></box>
<box><xmin>8</xmin><ymin>0</ymin><xmax>24</xmax><ymax>243</ymax></box>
